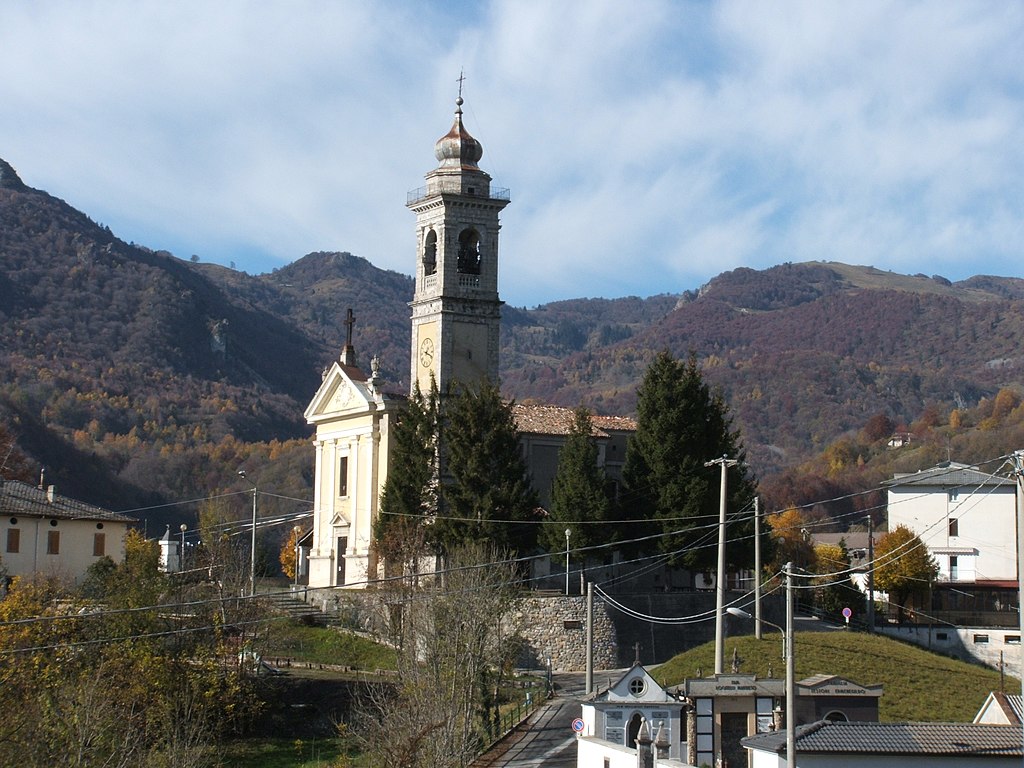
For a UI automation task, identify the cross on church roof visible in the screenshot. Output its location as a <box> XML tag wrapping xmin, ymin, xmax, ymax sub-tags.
<box><xmin>457</xmin><ymin>70</ymin><xmax>466</xmax><ymax>99</ymax></box>
<box><xmin>341</xmin><ymin>307</ymin><xmax>357</xmax><ymax>367</ymax></box>
<box><xmin>345</xmin><ymin>307</ymin><xmax>356</xmax><ymax>348</ymax></box>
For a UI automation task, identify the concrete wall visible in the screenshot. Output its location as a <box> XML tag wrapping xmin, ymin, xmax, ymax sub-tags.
<box><xmin>879</xmin><ymin>624</ymin><xmax>1023</xmax><ymax>679</ymax></box>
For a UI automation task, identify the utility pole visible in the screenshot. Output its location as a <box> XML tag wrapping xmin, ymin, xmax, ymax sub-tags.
<box><xmin>565</xmin><ymin>528</ymin><xmax>572</xmax><ymax>596</ymax></box>
<box><xmin>785</xmin><ymin>562</ymin><xmax>795</xmax><ymax>768</ymax></box>
<box><xmin>586</xmin><ymin>581</ymin><xmax>594</xmax><ymax>695</ymax></box>
<box><xmin>238</xmin><ymin>470</ymin><xmax>258</xmax><ymax>597</ymax></box>
<box><xmin>866</xmin><ymin>514</ymin><xmax>875</xmax><ymax>633</ymax></box>
<box><xmin>1012</xmin><ymin>451</ymin><xmax>1024</xmax><ymax>698</ymax></box>
<box><xmin>706</xmin><ymin>455</ymin><xmax>738</xmax><ymax>675</ymax></box>
<box><xmin>754</xmin><ymin>496</ymin><xmax>762</xmax><ymax>640</ymax></box>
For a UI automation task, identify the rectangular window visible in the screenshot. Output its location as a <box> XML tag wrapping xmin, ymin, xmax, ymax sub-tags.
<box><xmin>46</xmin><ymin>530</ymin><xmax>60</xmax><ymax>555</ymax></box>
<box><xmin>338</xmin><ymin>456</ymin><xmax>349</xmax><ymax>497</ymax></box>
<box><xmin>6</xmin><ymin>528</ymin><xmax>19</xmax><ymax>554</ymax></box>
<box><xmin>1006</xmin><ymin>636</ymin><xmax>1021</xmax><ymax>645</ymax></box>
<box><xmin>949</xmin><ymin>556</ymin><xmax>959</xmax><ymax>580</ymax></box>
<box><xmin>974</xmin><ymin>634</ymin><xmax>990</xmax><ymax>644</ymax></box>
<box><xmin>948</xmin><ymin>517</ymin><xmax>958</xmax><ymax>537</ymax></box>
<box><xmin>93</xmin><ymin>533</ymin><xmax>105</xmax><ymax>557</ymax></box>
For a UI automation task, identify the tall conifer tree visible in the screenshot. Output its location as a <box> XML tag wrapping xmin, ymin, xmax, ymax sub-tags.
<box><xmin>541</xmin><ymin>407</ymin><xmax>611</xmax><ymax>554</ymax></box>
<box><xmin>434</xmin><ymin>381</ymin><xmax>538</xmax><ymax>556</ymax></box>
<box><xmin>375</xmin><ymin>379</ymin><xmax>439</xmax><ymax>569</ymax></box>
<box><xmin>622</xmin><ymin>351</ymin><xmax>758</xmax><ymax>571</ymax></box>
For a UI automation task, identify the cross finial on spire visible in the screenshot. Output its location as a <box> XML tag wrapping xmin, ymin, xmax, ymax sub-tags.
<box><xmin>457</xmin><ymin>70</ymin><xmax>466</xmax><ymax>99</ymax></box>
<box><xmin>634</xmin><ymin>642</ymin><xmax>641</xmax><ymax>666</ymax></box>
<box><xmin>341</xmin><ymin>308</ymin><xmax>357</xmax><ymax>367</ymax></box>
<box><xmin>344</xmin><ymin>308</ymin><xmax>356</xmax><ymax>348</ymax></box>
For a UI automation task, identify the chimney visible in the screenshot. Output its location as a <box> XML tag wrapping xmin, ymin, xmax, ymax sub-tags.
<box><xmin>47</xmin><ymin>485</ymin><xmax>56</xmax><ymax>503</ymax></box>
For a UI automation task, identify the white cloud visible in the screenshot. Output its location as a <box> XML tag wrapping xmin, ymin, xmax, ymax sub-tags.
<box><xmin>0</xmin><ymin>0</ymin><xmax>1021</xmax><ymax>305</ymax></box>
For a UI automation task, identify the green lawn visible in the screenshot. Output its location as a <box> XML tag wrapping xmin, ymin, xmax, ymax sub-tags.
<box><xmin>219</xmin><ymin>737</ymin><xmax>365</xmax><ymax>768</ymax></box>
<box><xmin>258</xmin><ymin>622</ymin><xmax>397</xmax><ymax>670</ymax></box>
<box><xmin>654</xmin><ymin>629</ymin><xmax>1005</xmax><ymax>722</ymax></box>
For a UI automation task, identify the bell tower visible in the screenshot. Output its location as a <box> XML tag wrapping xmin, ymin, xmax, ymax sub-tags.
<box><xmin>408</xmin><ymin>94</ymin><xmax>509</xmax><ymax>394</ymax></box>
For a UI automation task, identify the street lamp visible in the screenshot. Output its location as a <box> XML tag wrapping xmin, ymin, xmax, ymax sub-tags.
<box><xmin>564</xmin><ymin>528</ymin><xmax>571</xmax><ymax>596</ymax></box>
<box><xmin>179</xmin><ymin>523</ymin><xmax>187</xmax><ymax>572</ymax></box>
<box><xmin>292</xmin><ymin>525</ymin><xmax>302</xmax><ymax>589</ymax></box>
<box><xmin>728</xmin><ymin>561</ymin><xmax>795</xmax><ymax>768</ymax></box>
<box><xmin>238</xmin><ymin>469</ymin><xmax>257</xmax><ymax>597</ymax></box>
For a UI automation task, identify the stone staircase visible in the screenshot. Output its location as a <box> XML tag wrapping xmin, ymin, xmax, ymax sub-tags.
<box><xmin>259</xmin><ymin>588</ymin><xmax>331</xmax><ymax>625</ymax></box>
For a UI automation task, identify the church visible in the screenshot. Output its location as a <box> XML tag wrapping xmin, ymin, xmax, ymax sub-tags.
<box><xmin>302</xmin><ymin>94</ymin><xmax>634</xmax><ymax>590</ymax></box>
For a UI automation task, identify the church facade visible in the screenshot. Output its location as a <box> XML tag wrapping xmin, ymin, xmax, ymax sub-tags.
<box><xmin>303</xmin><ymin>95</ymin><xmax>633</xmax><ymax>589</ymax></box>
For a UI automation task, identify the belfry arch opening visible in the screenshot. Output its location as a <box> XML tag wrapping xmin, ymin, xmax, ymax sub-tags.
<box><xmin>423</xmin><ymin>229</ymin><xmax>437</xmax><ymax>276</ymax></box>
<box><xmin>456</xmin><ymin>228</ymin><xmax>481</xmax><ymax>275</ymax></box>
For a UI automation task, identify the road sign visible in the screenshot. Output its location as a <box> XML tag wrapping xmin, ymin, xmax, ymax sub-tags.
<box><xmin>572</xmin><ymin>718</ymin><xmax>585</xmax><ymax>733</ymax></box>
<box><xmin>842</xmin><ymin>607</ymin><xmax>852</xmax><ymax>619</ymax></box>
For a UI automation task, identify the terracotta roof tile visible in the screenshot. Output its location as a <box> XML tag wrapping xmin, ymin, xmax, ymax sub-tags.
<box><xmin>511</xmin><ymin>403</ymin><xmax>636</xmax><ymax>437</ymax></box>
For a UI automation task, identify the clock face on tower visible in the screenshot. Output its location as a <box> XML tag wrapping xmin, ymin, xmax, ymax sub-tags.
<box><xmin>419</xmin><ymin>337</ymin><xmax>434</xmax><ymax>368</ymax></box>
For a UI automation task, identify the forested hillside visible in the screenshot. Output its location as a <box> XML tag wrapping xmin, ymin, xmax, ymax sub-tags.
<box><xmin>3</xmin><ymin>155</ymin><xmax>1024</xmax><ymax>537</ymax></box>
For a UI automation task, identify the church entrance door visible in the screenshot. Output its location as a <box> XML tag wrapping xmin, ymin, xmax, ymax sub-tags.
<box><xmin>336</xmin><ymin>536</ymin><xmax>347</xmax><ymax>585</ymax></box>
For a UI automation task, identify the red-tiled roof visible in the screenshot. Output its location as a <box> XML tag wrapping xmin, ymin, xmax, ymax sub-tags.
<box><xmin>511</xmin><ymin>403</ymin><xmax>636</xmax><ymax>437</ymax></box>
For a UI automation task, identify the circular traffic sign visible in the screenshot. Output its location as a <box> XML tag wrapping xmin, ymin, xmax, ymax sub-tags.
<box><xmin>842</xmin><ymin>607</ymin><xmax>853</xmax><ymax>619</ymax></box>
<box><xmin>572</xmin><ymin>718</ymin><xmax>585</xmax><ymax>733</ymax></box>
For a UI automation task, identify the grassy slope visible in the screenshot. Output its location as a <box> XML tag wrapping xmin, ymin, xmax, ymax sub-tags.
<box><xmin>653</xmin><ymin>630</ymin><xmax>1005</xmax><ymax>723</ymax></box>
<box><xmin>260</xmin><ymin>622</ymin><xmax>397</xmax><ymax>670</ymax></box>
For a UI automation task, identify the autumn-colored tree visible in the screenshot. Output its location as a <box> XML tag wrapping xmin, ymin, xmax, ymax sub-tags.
<box><xmin>874</xmin><ymin>524</ymin><xmax>938</xmax><ymax>622</ymax></box>
<box><xmin>279</xmin><ymin>526</ymin><xmax>302</xmax><ymax>580</ymax></box>
<box><xmin>811</xmin><ymin>542</ymin><xmax>862</xmax><ymax>618</ymax></box>
<box><xmin>992</xmin><ymin>387</ymin><xmax>1021</xmax><ymax>420</ymax></box>
<box><xmin>862</xmin><ymin>413</ymin><xmax>895</xmax><ymax>443</ymax></box>
<box><xmin>766</xmin><ymin>507</ymin><xmax>816</xmax><ymax>573</ymax></box>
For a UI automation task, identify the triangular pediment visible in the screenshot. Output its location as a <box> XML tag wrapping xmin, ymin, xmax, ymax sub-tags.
<box><xmin>305</xmin><ymin>362</ymin><xmax>373</xmax><ymax>423</ymax></box>
<box><xmin>596</xmin><ymin>663</ymin><xmax>675</xmax><ymax>704</ymax></box>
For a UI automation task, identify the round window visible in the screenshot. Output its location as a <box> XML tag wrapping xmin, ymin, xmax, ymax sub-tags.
<box><xmin>628</xmin><ymin>678</ymin><xmax>646</xmax><ymax>697</ymax></box>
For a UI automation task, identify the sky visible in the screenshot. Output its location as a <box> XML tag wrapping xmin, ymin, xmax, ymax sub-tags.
<box><xmin>1</xmin><ymin>1</ymin><xmax>1021</xmax><ymax>307</ymax></box>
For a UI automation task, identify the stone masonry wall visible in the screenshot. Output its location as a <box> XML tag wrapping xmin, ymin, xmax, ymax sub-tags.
<box><xmin>512</xmin><ymin>595</ymin><xmax>617</xmax><ymax>672</ymax></box>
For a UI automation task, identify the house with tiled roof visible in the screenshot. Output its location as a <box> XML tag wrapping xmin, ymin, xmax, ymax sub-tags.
<box><xmin>513</xmin><ymin>403</ymin><xmax>635</xmax><ymax>510</ymax></box>
<box><xmin>0</xmin><ymin>478</ymin><xmax>136</xmax><ymax>585</ymax></box>
<box><xmin>742</xmin><ymin>719</ymin><xmax>1023</xmax><ymax>767</ymax></box>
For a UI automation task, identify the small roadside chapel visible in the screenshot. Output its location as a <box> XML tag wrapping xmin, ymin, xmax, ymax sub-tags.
<box><xmin>677</xmin><ymin>672</ymin><xmax>881</xmax><ymax>767</ymax></box>
<box><xmin>578</xmin><ymin>662</ymin><xmax>686</xmax><ymax>762</ymax></box>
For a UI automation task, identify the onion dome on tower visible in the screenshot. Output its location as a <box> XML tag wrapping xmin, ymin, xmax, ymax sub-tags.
<box><xmin>434</xmin><ymin>96</ymin><xmax>484</xmax><ymax>170</ymax></box>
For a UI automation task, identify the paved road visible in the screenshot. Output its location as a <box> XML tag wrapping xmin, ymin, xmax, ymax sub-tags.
<box><xmin>473</xmin><ymin>672</ymin><xmax>595</xmax><ymax>768</ymax></box>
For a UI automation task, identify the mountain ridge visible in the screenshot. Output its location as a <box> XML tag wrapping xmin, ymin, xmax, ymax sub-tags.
<box><xmin>3</xmin><ymin>156</ymin><xmax>1024</xmax><ymax>524</ymax></box>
